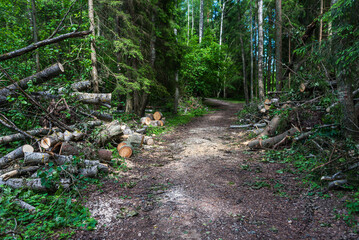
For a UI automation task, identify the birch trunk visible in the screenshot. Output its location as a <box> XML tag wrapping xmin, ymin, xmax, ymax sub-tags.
<box><xmin>199</xmin><ymin>0</ymin><xmax>204</xmax><ymax>43</ymax></box>
<box><xmin>250</xmin><ymin>3</ymin><xmax>254</xmax><ymax>100</ymax></box>
<box><xmin>258</xmin><ymin>0</ymin><xmax>264</xmax><ymax>101</ymax></box>
<box><xmin>88</xmin><ymin>0</ymin><xmax>99</xmax><ymax>93</ymax></box>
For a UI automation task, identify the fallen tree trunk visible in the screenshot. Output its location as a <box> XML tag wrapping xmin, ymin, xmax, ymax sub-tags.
<box><xmin>0</xmin><ymin>145</ymin><xmax>33</xmax><ymax>168</ymax></box>
<box><xmin>71</xmin><ymin>92</ymin><xmax>111</xmax><ymax>105</ymax></box>
<box><xmin>96</xmin><ymin>120</ymin><xmax>124</xmax><ymax>145</ymax></box>
<box><xmin>0</xmin><ymin>63</ymin><xmax>64</xmax><ymax>105</ymax></box>
<box><xmin>15</xmin><ymin>199</ymin><xmax>37</xmax><ymax>212</ymax></box>
<box><xmin>0</xmin><ymin>166</ymin><xmax>39</xmax><ymax>180</ymax></box>
<box><xmin>0</xmin><ymin>31</ymin><xmax>91</xmax><ymax>61</ymax></box>
<box><xmin>0</xmin><ymin>178</ymin><xmax>71</xmax><ymax>191</ymax></box>
<box><xmin>259</xmin><ymin>104</ymin><xmax>290</xmax><ymax>137</ymax></box>
<box><xmin>71</xmin><ymin>80</ymin><xmax>92</xmax><ymax>92</ymax></box>
<box><xmin>24</xmin><ymin>152</ymin><xmax>50</xmax><ymax>165</ymax></box>
<box><xmin>248</xmin><ymin>128</ymin><xmax>299</xmax><ymax>149</ymax></box>
<box><xmin>140</xmin><ymin>117</ymin><xmax>152</xmax><ymax>125</ymax></box>
<box><xmin>230</xmin><ymin>123</ymin><xmax>267</xmax><ymax>129</ymax></box>
<box><xmin>0</xmin><ymin>128</ymin><xmax>50</xmax><ymax>144</ymax></box>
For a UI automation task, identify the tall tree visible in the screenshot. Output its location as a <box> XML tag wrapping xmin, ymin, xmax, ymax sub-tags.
<box><xmin>89</xmin><ymin>0</ymin><xmax>99</xmax><ymax>93</ymax></box>
<box><xmin>258</xmin><ymin>0</ymin><xmax>264</xmax><ymax>100</ymax></box>
<box><xmin>30</xmin><ymin>0</ymin><xmax>40</xmax><ymax>71</ymax></box>
<box><xmin>275</xmin><ymin>0</ymin><xmax>282</xmax><ymax>91</ymax></box>
<box><xmin>250</xmin><ymin>2</ymin><xmax>254</xmax><ymax>100</ymax></box>
<box><xmin>187</xmin><ymin>0</ymin><xmax>190</xmax><ymax>45</ymax></box>
<box><xmin>240</xmin><ymin>36</ymin><xmax>249</xmax><ymax>104</ymax></box>
<box><xmin>199</xmin><ymin>0</ymin><xmax>204</xmax><ymax>43</ymax></box>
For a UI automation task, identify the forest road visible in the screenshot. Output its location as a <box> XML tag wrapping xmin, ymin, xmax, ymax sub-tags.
<box><xmin>74</xmin><ymin>98</ymin><xmax>355</xmax><ymax>240</ymax></box>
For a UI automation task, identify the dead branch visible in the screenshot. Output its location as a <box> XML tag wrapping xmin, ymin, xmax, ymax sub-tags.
<box><xmin>0</xmin><ymin>31</ymin><xmax>91</xmax><ymax>62</ymax></box>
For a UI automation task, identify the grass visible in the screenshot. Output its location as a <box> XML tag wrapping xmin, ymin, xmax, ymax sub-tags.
<box><xmin>146</xmin><ymin>107</ymin><xmax>209</xmax><ymax>136</ymax></box>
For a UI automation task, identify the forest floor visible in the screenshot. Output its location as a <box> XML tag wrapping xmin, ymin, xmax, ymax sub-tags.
<box><xmin>73</xmin><ymin>99</ymin><xmax>357</xmax><ymax>239</ymax></box>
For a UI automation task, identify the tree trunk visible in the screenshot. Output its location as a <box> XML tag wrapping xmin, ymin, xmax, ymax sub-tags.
<box><xmin>240</xmin><ymin>36</ymin><xmax>249</xmax><ymax>104</ymax></box>
<box><xmin>96</xmin><ymin>120</ymin><xmax>124</xmax><ymax>145</ymax></box>
<box><xmin>0</xmin><ymin>63</ymin><xmax>64</xmax><ymax>105</ymax></box>
<box><xmin>187</xmin><ymin>0</ymin><xmax>190</xmax><ymax>45</ymax></box>
<box><xmin>89</xmin><ymin>0</ymin><xmax>99</xmax><ymax>93</ymax></box>
<box><xmin>70</xmin><ymin>92</ymin><xmax>111</xmax><ymax>105</ymax></box>
<box><xmin>0</xmin><ymin>146</ymin><xmax>31</xmax><ymax>168</ymax></box>
<box><xmin>337</xmin><ymin>72</ymin><xmax>358</xmax><ymax>137</ymax></box>
<box><xmin>191</xmin><ymin>0</ymin><xmax>194</xmax><ymax>36</ymax></box>
<box><xmin>30</xmin><ymin>0</ymin><xmax>40</xmax><ymax>71</ymax></box>
<box><xmin>258</xmin><ymin>0</ymin><xmax>264</xmax><ymax>101</ymax></box>
<box><xmin>250</xmin><ymin>3</ymin><xmax>254</xmax><ymax>100</ymax></box>
<box><xmin>0</xmin><ymin>128</ymin><xmax>49</xmax><ymax>145</ymax></box>
<box><xmin>199</xmin><ymin>0</ymin><xmax>204</xmax><ymax>43</ymax></box>
<box><xmin>248</xmin><ymin>127</ymin><xmax>299</xmax><ymax>149</ymax></box>
<box><xmin>174</xmin><ymin>28</ymin><xmax>179</xmax><ymax>114</ymax></box>
<box><xmin>275</xmin><ymin>0</ymin><xmax>282</xmax><ymax>91</ymax></box>
<box><xmin>319</xmin><ymin>0</ymin><xmax>324</xmax><ymax>45</ymax></box>
<box><xmin>219</xmin><ymin>1</ymin><xmax>226</xmax><ymax>46</ymax></box>
<box><xmin>71</xmin><ymin>80</ymin><xmax>92</xmax><ymax>92</ymax></box>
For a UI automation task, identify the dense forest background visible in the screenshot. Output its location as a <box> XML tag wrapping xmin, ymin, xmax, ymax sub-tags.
<box><xmin>0</xmin><ymin>0</ymin><xmax>359</xmax><ymax>238</ymax></box>
<box><xmin>1</xmin><ymin>0</ymin><xmax>358</xmax><ymax>126</ymax></box>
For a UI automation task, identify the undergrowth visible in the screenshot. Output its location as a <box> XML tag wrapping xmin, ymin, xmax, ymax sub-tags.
<box><xmin>264</xmin><ymin>134</ymin><xmax>359</xmax><ymax>228</ymax></box>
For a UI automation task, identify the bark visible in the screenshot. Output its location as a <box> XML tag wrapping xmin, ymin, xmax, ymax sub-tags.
<box><xmin>0</xmin><ymin>63</ymin><xmax>64</xmax><ymax>105</ymax></box>
<box><xmin>0</xmin><ymin>178</ymin><xmax>71</xmax><ymax>191</ymax></box>
<box><xmin>71</xmin><ymin>80</ymin><xmax>92</xmax><ymax>92</ymax></box>
<box><xmin>219</xmin><ymin>1</ymin><xmax>226</xmax><ymax>46</ymax></box>
<box><xmin>319</xmin><ymin>0</ymin><xmax>324</xmax><ymax>45</ymax></box>
<box><xmin>199</xmin><ymin>0</ymin><xmax>204</xmax><ymax>43</ymax></box>
<box><xmin>140</xmin><ymin>117</ymin><xmax>152</xmax><ymax>125</ymax></box>
<box><xmin>0</xmin><ymin>166</ymin><xmax>39</xmax><ymax>180</ymax></box>
<box><xmin>71</xmin><ymin>92</ymin><xmax>111</xmax><ymax>105</ymax></box>
<box><xmin>275</xmin><ymin>0</ymin><xmax>282</xmax><ymax>91</ymax></box>
<box><xmin>0</xmin><ymin>128</ymin><xmax>49</xmax><ymax>145</ymax></box>
<box><xmin>240</xmin><ymin>36</ymin><xmax>249</xmax><ymax>104</ymax></box>
<box><xmin>30</xmin><ymin>0</ymin><xmax>40</xmax><ymax>71</ymax></box>
<box><xmin>187</xmin><ymin>0</ymin><xmax>190</xmax><ymax>45</ymax></box>
<box><xmin>0</xmin><ymin>31</ymin><xmax>91</xmax><ymax>62</ymax></box>
<box><xmin>24</xmin><ymin>152</ymin><xmax>50</xmax><ymax>165</ymax></box>
<box><xmin>259</xmin><ymin>104</ymin><xmax>290</xmax><ymax>137</ymax></box>
<box><xmin>248</xmin><ymin>127</ymin><xmax>299</xmax><ymax>149</ymax></box>
<box><xmin>88</xmin><ymin>0</ymin><xmax>99</xmax><ymax>93</ymax></box>
<box><xmin>98</xmin><ymin>149</ymin><xmax>112</xmax><ymax>162</ymax></box>
<box><xmin>15</xmin><ymin>199</ymin><xmax>37</xmax><ymax>212</ymax></box>
<box><xmin>96</xmin><ymin>120</ymin><xmax>124</xmax><ymax>145</ymax></box>
<box><xmin>0</xmin><ymin>146</ymin><xmax>27</xmax><ymax>168</ymax></box>
<box><xmin>250</xmin><ymin>3</ymin><xmax>254</xmax><ymax>100</ymax></box>
<box><xmin>337</xmin><ymin>72</ymin><xmax>358</xmax><ymax>137</ymax></box>
<box><xmin>174</xmin><ymin>28</ymin><xmax>179</xmax><ymax>114</ymax></box>
<box><xmin>230</xmin><ymin>123</ymin><xmax>266</xmax><ymax>129</ymax></box>
<box><xmin>258</xmin><ymin>0</ymin><xmax>264</xmax><ymax>101</ymax></box>
<box><xmin>191</xmin><ymin>0</ymin><xmax>194</xmax><ymax>36</ymax></box>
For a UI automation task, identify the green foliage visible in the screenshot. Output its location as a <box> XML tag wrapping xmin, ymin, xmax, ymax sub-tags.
<box><xmin>0</xmin><ymin>186</ymin><xmax>96</xmax><ymax>239</ymax></box>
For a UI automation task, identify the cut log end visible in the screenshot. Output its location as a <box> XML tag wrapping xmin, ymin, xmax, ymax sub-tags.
<box><xmin>118</xmin><ymin>145</ymin><xmax>133</xmax><ymax>158</ymax></box>
<box><xmin>22</xmin><ymin>144</ymin><xmax>34</xmax><ymax>153</ymax></box>
<box><xmin>153</xmin><ymin>111</ymin><xmax>163</xmax><ymax>120</ymax></box>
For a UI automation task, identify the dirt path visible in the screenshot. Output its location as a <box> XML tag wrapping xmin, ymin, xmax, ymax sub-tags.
<box><xmin>75</xmin><ymin>99</ymin><xmax>356</xmax><ymax>239</ymax></box>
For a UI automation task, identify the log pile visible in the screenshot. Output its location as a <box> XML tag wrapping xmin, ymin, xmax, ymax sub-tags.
<box><xmin>140</xmin><ymin>111</ymin><xmax>165</xmax><ymax>127</ymax></box>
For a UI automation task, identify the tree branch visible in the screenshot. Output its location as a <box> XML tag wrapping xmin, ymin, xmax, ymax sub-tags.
<box><xmin>0</xmin><ymin>31</ymin><xmax>91</xmax><ymax>62</ymax></box>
